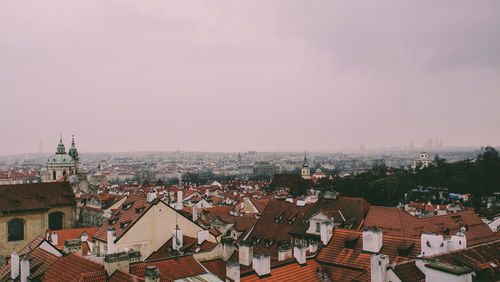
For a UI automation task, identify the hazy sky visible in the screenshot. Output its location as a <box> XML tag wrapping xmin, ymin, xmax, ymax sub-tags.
<box><xmin>1</xmin><ymin>1</ymin><xmax>499</xmax><ymax>155</ymax></box>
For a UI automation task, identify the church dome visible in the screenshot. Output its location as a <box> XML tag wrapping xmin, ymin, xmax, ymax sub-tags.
<box><xmin>47</xmin><ymin>153</ymin><xmax>76</xmax><ymax>164</ymax></box>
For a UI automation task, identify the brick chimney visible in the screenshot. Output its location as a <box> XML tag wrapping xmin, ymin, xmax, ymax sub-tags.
<box><xmin>145</xmin><ymin>266</ymin><xmax>161</xmax><ymax>282</ymax></box>
<box><xmin>238</xmin><ymin>241</ymin><xmax>253</xmax><ymax>267</ymax></box>
<box><xmin>104</xmin><ymin>252</ymin><xmax>130</xmax><ymax>276</ymax></box>
<box><xmin>64</xmin><ymin>239</ymin><xmax>83</xmax><ymax>256</ymax></box>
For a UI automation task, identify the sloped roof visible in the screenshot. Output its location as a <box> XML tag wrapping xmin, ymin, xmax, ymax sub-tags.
<box><xmin>146</xmin><ymin>235</ymin><xmax>216</xmax><ymax>261</ymax></box>
<box><xmin>0</xmin><ymin>237</ymin><xmax>60</xmax><ymax>281</ymax></box>
<box><xmin>392</xmin><ymin>261</ymin><xmax>425</xmax><ymax>282</ymax></box>
<box><xmin>0</xmin><ymin>182</ymin><xmax>75</xmax><ymax>212</ymax></box>
<box><xmin>241</xmin><ymin>259</ymin><xmax>326</xmax><ymax>281</ymax></box>
<box><xmin>130</xmin><ymin>255</ymin><xmax>207</xmax><ymax>281</ymax></box>
<box><xmin>245</xmin><ymin>200</ymin><xmax>313</xmax><ymax>260</ymax></box>
<box><xmin>269</xmin><ymin>174</ymin><xmax>303</xmax><ymax>187</ymax></box>
<box><xmin>49</xmin><ymin>227</ymin><xmax>100</xmax><ymax>250</ymax></box>
<box><xmin>363</xmin><ymin>206</ymin><xmax>498</xmax><ymax>246</ymax></box>
<box><xmin>249</xmin><ymin>198</ymin><xmax>269</xmax><ymax>213</ymax></box>
<box><xmin>44</xmin><ymin>253</ymin><xmax>104</xmax><ymax>281</ymax></box>
<box><xmin>290</xmin><ymin>197</ymin><xmax>370</xmax><ymax>237</ymax></box>
<box><xmin>93</xmin><ymin>195</ymin><xmax>155</xmax><ymax>243</ymax></box>
<box><xmin>316</xmin><ymin>228</ymin><xmax>421</xmax><ymax>280</ymax></box>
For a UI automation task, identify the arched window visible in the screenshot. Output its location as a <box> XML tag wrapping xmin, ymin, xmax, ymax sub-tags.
<box><xmin>49</xmin><ymin>212</ymin><xmax>64</xmax><ymax>230</ymax></box>
<box><xmin>8</xmin><ymin>219</ymin><xmax>24</xmax><ymax>241</ymax></box>
<box><xmin>53</xmin><ymin>171</ymin><xmax>56</xmax><ymax>180</ymax></box>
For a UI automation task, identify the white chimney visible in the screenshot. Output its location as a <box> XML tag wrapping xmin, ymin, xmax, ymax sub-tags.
<box><xmin>173</xmin><ymin>227</ymin><xmax>183</xmax><ymax>251</ymax></box>
<box><xmin>449</xmin><ymin>232</ymin><xmax>467</xmax><ymax>251</ymax></box>
<box><xmin>221</xmin><ymin>237</ymin><xmax>235</xmax><ymax>262</ymax></box>
<box><xmin>362</xmin><ymin>227</ymin><xmax>383</xmax><ymax>253</ymax></box>
<box><xmin>11</xmin><ymin>251</ymin><xmax>19</xmax><ymax>280</ymax></box>
<box><xmin>278</xmin><ymin>245</ymin><xmax>292</xmax><ymax>262</ymax></box>
<box><xmin>81</xmin><ymin>231</ymin><xmax>88</xmax><ymax>242</ymax></box>
<box><xmin>198</xmin><ymin>230</ymin><xmax>209</xmax><ymax>245</ymax></box>
<box><xmin>226</xmin><ymin>261</ymin><xmax>240</xmax><ymax>282</ymax></box>
<box><xmin>252</xmin><ymin>253</ymin><xmax>270</xmax><ymax>277</ymax></box>
<box><xmin>20</xmin><ymin>258</ymin><xmax>29</xmax><ymax>282</ymax></box>
<box><xmin>147</xmin><ymin>190</ymin><xmax>157</xmax><ymax>203</ymax></box>
<box><xmin>239</xmin><ymin>241</ymin><xmax>253</xmax><ymax>267</ymax></box>
<box><xmin>370</xmin><ymin>254</ymin><xmax>389</xmax><ymax>282</ymax></box>
<box><xmin>193</xmin><ymin>205</ymin><xmax>198</xmax><ymax>222</ymax></box>
<box><xmin>320</xmin><ymin>221</ymin><xmax>333</xmax><ymax>245</ymax></box>
<box><xmin>107</xmin><ymin>227</ymin><xmax>116</xmax><ymax>255</ymax></box>
<box><xmin>51</xmin><ymin>231</ymin><xmax>58</xmax><ymax>246</ymax></box>
<box><xmin>293</xmin><ymin>244</ymin><xmax>306</xmax><ymax>265</ymax></box>
<box><xmin>175</xmin><ymin>191</ymin><xmax>183</xmax><ymax>210</ymax></box>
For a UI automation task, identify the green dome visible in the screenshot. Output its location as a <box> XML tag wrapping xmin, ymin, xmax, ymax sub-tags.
<box><xmin>47</xmin><ymin>153</ymin><xmax>76</xmax><ymax>164</ymax></box>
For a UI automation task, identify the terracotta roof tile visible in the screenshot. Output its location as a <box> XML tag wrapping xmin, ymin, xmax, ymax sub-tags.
<box><xmin>44</xmin><ymin>253</ymin><xmax>104</xmax><ymax>281</ymax></box>
<box><xmin>146</xmin><ymin>235</ymin><xmax>216</xmax><ymax>261</ymax></box>
<box><xmin>130</xmin><ymin>255</ymin><xmax>207</xmax><ymax>281</ymax></box>
<box><xmin>241</xmin><ymin>259</ymin><xmax>327</xmax><ymax>281</ymax></box>
<box><xmin>0</xmin><ymin>182</ymin><xmax>75</xmax><ymax>212</ymax></box>
<box><xmin>363</xmin><ymin>206</ymin><xmax>498</xmax><ymax>246</ymax></box>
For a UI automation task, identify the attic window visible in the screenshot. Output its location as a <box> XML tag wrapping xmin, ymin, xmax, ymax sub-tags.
<box><xmin>344</xmin><ymin>234</ymin><xmax>359</xmax><ymax>249</ymax></box>
<box><xmin>264</xmin><ymin>239</ymin><xmax>274</xmax><ymax>248</ymax></box>
<box><xmin>287</xmin><ymin>213</ymin><xmax>298</xmax><ymax>225</ymax></box>
<box><xmin>13</xmin><ymin>200</ymin><xmax>20</xmax><ymax>205</ymax></box>
<box><xmin>113</xmin><ymin>211</ymin><xmax>120</xmax><ymax>216</ymax></box>
<box><xmin>398</xmin><ymin>241</ymin><xmax>414</xmax><ymax>257</ymax></box>
<box><xmin>122</xmin><ymin>202</ymin><xmax>134</xmax><ymax>210</ymax></box>
<box><xmin>120</xmin><ymin>221</ymin><xmax>131</xmax><ymax>229</ymax></box>
<box><xmin>135</xmin><ymin>207</ymin><xmax>144</xmax><ymax>214</ymax></box>
<box><xmin>274</xmin><ymin>211</ymin><xmax>285</xmax><ymax>223</ymax></box>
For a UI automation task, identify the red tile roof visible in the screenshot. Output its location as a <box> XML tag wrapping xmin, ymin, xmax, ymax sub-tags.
<box><xmin>316</xmin><ymin>228</ymin><xmax>421</xmax><ymax>280</ymax></box>
<box><xmin>93</xmin><ymin>195</ymin><xmax>153</xmax><ymax>243</ymax></box>
<box><xmin>44</xmin><ymin>253</ymin><xmax>104</xmax><ymax>281</ymax></box>
<box><xmin>49</xmin><ymin>227</ymin><xmax>100</xmax><ymax>250</ymax></box>
<box><xmin>392</xmin><ymin>261</ymin><xmax>425</xmax><ymax>282</ymax></box>
<box><xmin>363</xmin><ymin>206</ymin><xmax>498</xmax><ymax>246</ymax></box>
<box><xmin>201</xmin><ymin>259</ymin><xmax>227</xmax><ymax>281</ymax></box>
<box><xmin>249</xmin><ymin>198</ymin><xmax>269</xmax><ymax>213</ymax></box>
<box><xmin>146</xmin><ymin>235</ymin><xmax>216</xmax><ymax>261</ymax></box>
<box><xmin>130</xmin><ymin>255</ymin><xmax>207</xmax><ymax>281</ymax></box>
<box><xmin>0</xmin><ymin>182</ymin><xmax>75</xmax><ymax>212</ymax></box>
<box><xmin>241</xmin><ymin>259</ymin><xmax>326</xmax><ymax>281</ymax></box>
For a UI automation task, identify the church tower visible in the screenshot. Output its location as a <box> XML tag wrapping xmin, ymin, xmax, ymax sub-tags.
<box><xmin>47</xmin><ymin>135</ymin><xmax>78</xmax><ymax>181</ymax></box>
<box><xmin>301</xmin><ymin>153</ymin><xmax>311</xmax><ymax>179</ymax></box>
<box><xmin>68</xmin><ymin>135</ymin><xmax>79</xmax><ymax>174</ymax></box>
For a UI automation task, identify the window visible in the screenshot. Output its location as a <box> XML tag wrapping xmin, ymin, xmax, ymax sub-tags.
<box><xmin>316</xmin><ymin>222</ymin><xmax>321</xmax><ymax>232</ymax></box>
<box><xmin>49</xmin><ymin>212</ymin><xmax>64</xmax><ymax>230</ymax></box>
<box><xmin>53</xmin><ymin>171</ymin><xmax>56</xmax><ymax>180</ymax></box>
<box><xmin>8</xmin><ymin>219</ymin><xmax>24</xmax><ymax>241</ymax></box>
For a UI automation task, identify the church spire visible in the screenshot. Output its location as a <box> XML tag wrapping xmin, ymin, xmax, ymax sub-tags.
<box><xmin>303</xmin><ymin>152</ymin><xmax>309</xmax><ymax>168</ymax></box>
<box><xmin>56</xmin><ymin>135</ymin><xmax>66</xmax><ymax>154</ymax></box>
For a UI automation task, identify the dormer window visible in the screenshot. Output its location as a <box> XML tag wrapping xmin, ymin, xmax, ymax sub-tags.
<box><xmin>120</xmin><ymin>221</ymin><xmax>131</xmax><ymax>229</ymax></box>
<box><xmin>122</xmin><ymin>202</ymin><xmax>134</xmax><ymax>210</ymax></box>
<box><xmin>316</xmin><ymin>222</ymin><xmax>321</xmax><ymax>232</ymax></box>
<box><xmin>135</xmin><ymin>207</ymin><xmax>144</xmax><ymax>214</ymax></box>
<box><xmin>344</xmin><ymin>234</ymin><xmax>359</xmax><ymax>249</ymax></box>
<box><xmin>398</xmin><ymin>241</ymin><xmax>414</xmax><ymax>257</ymax></box>
<box><xmin>274</xmin><ymin>211</ymin><xmax>285</xmax><ymax>223</ymax></box>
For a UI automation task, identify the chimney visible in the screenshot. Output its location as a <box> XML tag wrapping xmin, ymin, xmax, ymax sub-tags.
<box><xmin>104</xmin><ymin>252</ymin><xmax>130</xmax><ymax>276</ymax></box>
<box><xmin>293</xmin><ymin>244</ymin><xmax>306</xmax><ymax>265</ymax></box>
<box><xmin>226</xmin><ymin>261</ymin><xmax>240</xmax><ymax>282</ymax></box>
<box><xmin>252</xmin><ymin>253</ymin><xmax>270</xmax><ymax>277</ymax></box>
<box><xmin>198</xmin><ymin>230</ymin><xmax>209</xmax><ymax>245</ymax></box>
<box><xmin>362</xmin><ymin>227</ymin><xmax>383</xmax><ymax>253</ymax></box>
<box><xmin>20</xmin><ymin>258</ymin><xmax>29</xmax><ymax>282</ymax></box>
<box><xmin>147</xmin><ymin>190</ymin><xmax>157</xmax><ymax>203</ymax></box>
<box><xmin>81</xmin><ymin>231</ymin><xmax>88</xmax><ymax>242</ymax></box>
<box><xmin>51</xmin><ymin>231</ymin><xmax>58</xmax><ymax>246</ymax></box>
<box><xmin>238</xmin><ymin>241</ymin><xmax>253</xmax><ymax>267</ymax></box>
<box><xmin>221</xmin><ymin>237</ymin><xmax>235</xmax><ymax>262</ymax></box>
<box><xmin>370</xmin><ymin>254</ymin><xmax>389</xmax><ymax>282</ymax></box>
<box><xmin>278</xmin><ymin>244</ymin><xmax>292</xmax><ymax>262</ymax></box>
<box><xmin>145</xmin><ymin>266</ymin><xmax>161</xmax><ymax>282</ymax></box>
<box><xmin>107</xmin><ymin>227</ymin><xmax>116</xmax><ymax>254</ymax></box>
<box><xmin>11</xmin><ymin>251</ymin><xmax>19</xmax><ymax>280</ymax></box>
<box><xmin>193</xmin><ymin>205</ymin><xmax>199</xmax><ymax>222</ymax></box>
<box><xmin>173</xmin><ymin>226</ymin><xmax>183</xmax><ymax>251</ymax></box>
<box><xmin>320</xmin><ymin>221</ymin><xmax>333</xmax><ymax>245</ymax></box>
<box><xmin>175</xmin><ymin>190</ymin><xmax>183</xmax><ymax>210</ymax></box>
<box><xmin>64</xmin><ymin>239</ymin><xmax>83</xmax><ymax>256</ymax></box>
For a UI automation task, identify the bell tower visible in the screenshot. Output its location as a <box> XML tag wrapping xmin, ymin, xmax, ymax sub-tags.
<box><xmin>301</xmin><ymin>153</ymin><xmax>311</xmax><ymax>179</ymax></box>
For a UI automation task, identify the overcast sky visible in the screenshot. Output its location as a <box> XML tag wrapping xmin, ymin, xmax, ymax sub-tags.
<box><xmin>1</xmin><ymin>1</ymin><xmax>499</xmax><ymax>155</ymax></box>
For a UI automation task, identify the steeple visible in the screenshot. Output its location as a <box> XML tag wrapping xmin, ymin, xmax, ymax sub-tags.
<box><xmin>68</xmin><ymin>135</ymin><xmax>79</xmax><ymax>160</ymax></box>
<box><xmin>303</xmin><ymin>152</ymin><xmax>309</xmax><ymax>168</ymax></box>
<box><xmin>56</xmin><ymin>135</ymin><xmax>66</xmax><ymax>154</ymax></box>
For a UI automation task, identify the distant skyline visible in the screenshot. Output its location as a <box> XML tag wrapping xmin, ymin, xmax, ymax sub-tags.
<box><xmin>1</xmin><ymin>1</ymin><xmax>500</xmax><ymax>155</ymax></box>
